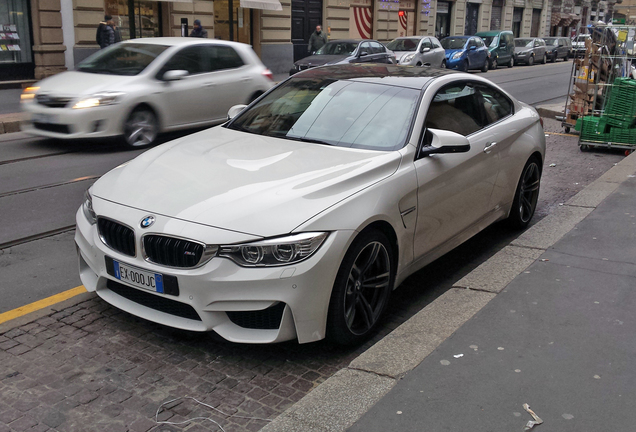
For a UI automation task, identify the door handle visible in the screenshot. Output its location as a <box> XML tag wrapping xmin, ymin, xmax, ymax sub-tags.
<box><xmin>483</xmin><ymin>141</ymin><xmax>497</xmax><ymax>153</ymax></box>
<box><xmin>204</xmin><ymin>82</ymin><xmax>215</xmax><ymax>87</ymax></box>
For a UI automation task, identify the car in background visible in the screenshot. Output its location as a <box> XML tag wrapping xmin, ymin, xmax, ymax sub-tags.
<box><xmin>289</xmin><ymin>40</ymin><xmax>395</xmax><ymax>75</ymax></box>
<box><xmin>20</xmin><ymin>38</ymin><xmax>274</xmax><ymax>148</ymax></box>
<box><xmin>441</xmin><ymin>36</ymin><xmax>490</xmax><ymax>72</ymax></box>
<box><xmin>544</xmin><ymin>37</ymin><xmax>572</xmax><ymax>62</ymax></box>
<box><xmin>475</xmin><ymin>30</ymin><xmax>515</xmax><ymax>68</ymax></box>
<box><xmin>75</xmin><ymin>63</ymin><xmax>545</xmax><ymax>345</ymax></box>
<box><xmin>572</xmin><ymin>34</ymin><xmax>591</xmax><ymax>57</ymax></box>
<box><xmin>385</xmin><ymin>36</ymin><xmax>446</xmax><ymax>67</ymax></box>
<box><xmin>514</xmin><ymin>38</ymin><xmax>547</xmax><ymax>65</ymax></box>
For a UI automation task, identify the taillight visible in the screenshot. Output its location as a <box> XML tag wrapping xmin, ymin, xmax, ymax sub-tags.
<box><xmin>262</xmin><ymin>68</ymin><xmax>274</xmax><ymax>81</ymax></box>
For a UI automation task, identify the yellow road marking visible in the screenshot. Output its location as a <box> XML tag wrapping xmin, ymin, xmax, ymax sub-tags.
<box><xmin>546</xmin><ymin>132</ymin><xmax>578</xmax><ymax>137</ymax></box>
<box><xmin>0</xmin><ymin>285</ymin><xmax>87</xmax><ymax>325</ymax></box>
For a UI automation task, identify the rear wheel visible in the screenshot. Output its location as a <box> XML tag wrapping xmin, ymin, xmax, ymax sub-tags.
<box><xmin>441</xmin><ymin>59</ymin><xmax>446</xmax><ymax>68</ymax></box>
<box><xmin>327</xmin><ymin>230</ymin><xmax>395</xmax><ymax>345</ymax></box>
<box><xmin>506</xmin><ymin>157</ymin><xmax>541</xmax><ymax>229</ymax></box>
<box><xmin>123</xmin><ymin>107</ymin><xmax>158</xmax><ymax>148</ymax></box>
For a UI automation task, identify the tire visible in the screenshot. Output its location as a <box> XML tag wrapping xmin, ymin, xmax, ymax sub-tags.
<box><xmin>527</xmin><ymin>55</ymin><xmax>534</xmax><ymax>66</ymax></box>
<box><xmin>326</xmin><ymin>230</ymin><xmax>395</xmax><ymax>345</ymax></box>
<box><xmin>123</xmin><ymin>107</ymin><xmax>158</xmax><ymax>148</ymax></box>
<box><xmin>550</xmin><ymin>53</ymin><xmax>556</xmax><ymax>63</ymax></box>
<box><xmin>441</xmin><ymin>59</ymin><xmax>446</xmax><ymax>68</ymax></box>
<box><xmin>481</xmin><ymin>59</ymin><xmax>489</xmax><ymax>72</ymax></box>
<box><xmin>491</xmin><ymin>59</ymin><xmax>498</xmax><ymax>69</ymax></box>
<box><xmin>542</xmin><ymin>53</ymin><xmax>547</xmax><ymax>64</ymax></box>
<box><xmin>564</xmin><ymin>126</ymin><xmax>571</xmax><ymax>134</ymax></box>
<box><xmin>508</xmin><ymin>57</ymin><xmax>514</xmax><ymax>68</ymax></box>
<box><xmin>506</xmin><ymin>157</ymin><xmax>541</xmax><ymax>229</ymax></box>
<box><xmin>461</xmin><ymin>60</ymin><xmax>469</xmax><ymax>72</ymax></box>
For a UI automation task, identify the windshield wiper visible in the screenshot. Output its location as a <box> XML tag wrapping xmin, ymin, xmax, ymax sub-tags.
<box><xmin>291</xmin><ymin>136</ymin><xmax>333</xmax><ymax>146</ymax></box>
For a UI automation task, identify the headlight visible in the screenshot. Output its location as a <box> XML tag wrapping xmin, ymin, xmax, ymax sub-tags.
<box><xmin>219</xmin><ymin>232</ymin><xmax>328</xmax><ymax>267</ymax></box>
<box><xmin>402</xmin><ymin>53</ymin><xmax>415</xmax><ymax>63</ymax></box>
<box><xmin>73</xmin><ymin>92</ymin><xmax>125</xmax><ymax>109</ymax></box>
<box><xmin>82</xmin><ymin>190</ymin><xmax>97</xmax><ymax>225</ymax></box>
<box><xmin>452</xmin><ymin>51</ymin><xmax>463</xmax><ymax>60</ymax></box>
<box><xmin>20</xmin><ymin>86</ymin><xmax>39</xmax><ymax>102</ymax></box>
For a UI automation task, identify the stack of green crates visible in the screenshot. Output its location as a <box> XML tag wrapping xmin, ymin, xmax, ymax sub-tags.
<box><xmin>579</xmin><ymin>116</ymin><xmax>610</xmax><ymax>142</ymax></box>
<box><xmin>603</xmin><ymin>78</ymin><xmax>636</xmax><ymax>143</ymax></box>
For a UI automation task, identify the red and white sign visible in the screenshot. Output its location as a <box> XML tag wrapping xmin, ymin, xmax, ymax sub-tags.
<box><xmin>350</xmin><ymin>6</ymin><xmax>373</xmax><ymax>39</ymax></box>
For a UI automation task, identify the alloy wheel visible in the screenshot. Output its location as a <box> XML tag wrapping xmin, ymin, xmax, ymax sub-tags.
<box><xmin>343</xmin><ymin>241</ymin><xmax>391</xmax><ymax>336</ymax></box>
<box><xmin>518</xmin><ymin>161</ymin><xmax>541</xmax><ymax>223</ymax></box>
<box><xmin>125</xmin><ymin>109</ymin><xmax>158</xmax><ymax>148</ymax></box>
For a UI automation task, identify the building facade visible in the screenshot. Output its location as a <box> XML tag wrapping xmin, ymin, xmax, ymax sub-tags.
<box><xmin>4</xmin><ymin>0</ymin><xmax>557</xmax><ymax>82</ymax></box>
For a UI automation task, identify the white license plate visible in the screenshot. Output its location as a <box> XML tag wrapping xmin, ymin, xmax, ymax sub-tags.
<box><xmin>32</xmin><ymin>113</ymin><xmax>58</xmax><ymax>124</ymax></box>
<box><xmin>110</xmin><ymin>259</ymin><xmax>165</xmax><ymax>293</ymax></box>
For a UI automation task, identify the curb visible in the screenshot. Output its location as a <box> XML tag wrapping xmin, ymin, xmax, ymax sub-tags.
<box><xmin>0</xmin><ymin>114</ymin><xmax>25</xmax><ymax>135</ymax></box>
<box><xmin>261</xmin><ymin>152</ymin><xmax>636</xmax><ymax>432</ymax></box>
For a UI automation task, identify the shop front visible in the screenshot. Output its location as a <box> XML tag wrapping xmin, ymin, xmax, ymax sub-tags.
<box><xmin>105</xmin><ymin>0</ymin><xmax>163</xmax><ymax>40</ymax></box>
<box><xmin>0</xmin><ymin>0</ymin><xmax>34</xmax><ymax>81</ymax></box>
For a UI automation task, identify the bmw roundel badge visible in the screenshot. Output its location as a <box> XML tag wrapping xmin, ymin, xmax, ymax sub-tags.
<box><xmin>140</xmin><ymin>216</ymin><xmax>155</xmax><ymax>228</ymax></box>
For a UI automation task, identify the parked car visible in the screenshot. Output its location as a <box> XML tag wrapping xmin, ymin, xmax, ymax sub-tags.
<box><xmin>20</xmin><ymin>38</ymin><xmax>274</xmax><ymax>148</ymax></box>
<box><xmin>441</xmin><ymin>36</ymin><xmax>490</xmax><ymax>72</ymax></box>
<box><xmin>544</xmin><ymin>37</ymin><xmax>572</xmax><ymax>62</ymax></box>
<box><xmin>75</xmin><ymin>63</ymin><xmax>545</xmax><ymax>345</ymax></box>
<box><xmin>475</xmin><ymin>30</ymin><xmax>515</xmax><ymax>68</ymax></box>
<box><xmin>514</xmin><ymin>38</ymin><xmax>547</xmax><ymax>65</ymax></box>
<box><xmin>289</xmin><ymin>40</ymin><xmax>395</xmax><ymax>75</ymax></box>
<box><xmin>572</xmin><ymin>34</ymin><xmax>591</xmax><ymax>57</ymax></box>
<box><xmin>385</xmin><ymin>36</ymin><xmax>446</xmax><ymax>67</ymax></box>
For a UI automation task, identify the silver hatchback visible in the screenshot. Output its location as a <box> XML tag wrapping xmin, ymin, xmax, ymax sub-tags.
<box><xmin>386</xmin><ymin>36</ymin><xmax>446</xmax><ymax>68</ymax></box>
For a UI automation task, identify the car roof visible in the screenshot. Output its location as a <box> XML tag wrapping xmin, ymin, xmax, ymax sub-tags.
<box><xmin>120</xmin><ymin>37</ymin><xmax>250</xmax><ymax>48</ymax></box>
<box><xmin>327</xmin><ymin>39</ymin><xmax>365</xmax><ymax>43</ymax></box>
<box><xmin>475</xmin><ymin>31</ymin><xmax>508</xmax><ymax>36</ymax></box>
<box><xmin>394</xmin><ymin>36</ymin><xmax>425</xmax><ymax>40</ymax></box>
<box><xmin>290</xmin><ymin>63</ymin><xmax>456</xmax><ymax>90</ymax></box>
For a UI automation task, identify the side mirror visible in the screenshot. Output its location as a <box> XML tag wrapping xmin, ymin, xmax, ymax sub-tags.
<box><xmin>227</xmin><ymin>104</ymin><xmax>248</xmax><ymax>120</ymax></box>
<box><xmin>499</xmin><ymin>42</ymin><xmax>506</xmax><ymax>48</ymax></box>
<box><xmin>469</xmin><ymin>45</ymin><xmax>477</xmax><ymax>50</ymax></box>
<box><xmin>419</xmin><ymin>128</ymin><xmax>470</xmax><ymax>157</ymax></box>
<box><xmin>359</xmin><ymin>51</ymin><xmax>368</xmax><ymax>57</ymax></box>
<box><xmin>163</xmin><ymin>70</ymin><xmax>188</xmax><ymax>81</ymax></box>
<box><xmin>421</xmin><ymin>47</ymin><xmax>431</xmax><ymax>53</ymax></box>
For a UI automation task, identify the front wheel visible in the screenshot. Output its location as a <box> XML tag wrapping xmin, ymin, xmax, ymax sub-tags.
<box><xmin>327</xmin><ymin>230</ymin><xmax>395</xmax><ymax>345</ymax></box>
<box><xmin>527</xmin><ymin>55</ymin><xmax>534</xmax><ymax>66</ymax></box>
<box><xmin>508</xmin><ymin>57</ymin><xmax>514</xmax><ymax>68</ymax></box>
<box><xmin>441</xmin><ymin>59</ymin><xmax>446</xmax><ymax>68</ymax></box>
<box><xmin>506</xmin><ymin>158</ymin><xmax>541</xmax><ymax>229</ymax></box>
<box><xmin>542</xmin><ymin>53</ymin><xmax>547</xmax><ymax>64</ymax></box>
<box><xmin>491</xmin><ymin>59</ymin><xmax>498</xmax><ymax>69</ymax></box>
<box><xmin>481</xmin><ymin>60</ymin><xmax>489</xmax><ymax>72</ymax></box>
<box><xmin>123</xmin><ymin>107</ymin><xmax>158</xmax><ymax>148</ymax></box>
<box><xmin>461</xmin><ymin>60</ymin><xmax>469</xmax><ymax>72</ymax></box>
<box><xmin>550</xmin><ymin>53</ymin><xmax>556</xmax><ymax>63</ymax></box>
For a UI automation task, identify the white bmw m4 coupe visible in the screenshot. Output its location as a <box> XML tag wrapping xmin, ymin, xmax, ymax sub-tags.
<box><xmin>75</xmin><ymin>64</ymin><xmax>545</xmax><ymax>345</ymax></box>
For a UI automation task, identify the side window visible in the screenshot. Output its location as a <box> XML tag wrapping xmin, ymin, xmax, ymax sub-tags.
<box><xmin>432</xmin><ymin>38</ymin><xmax>442</xmax><ymax>49</ymax></box>
<box><xmin>421</xmin><ymin>38</ymin><xmax>433</xmax><ymax>49</ymax></box>
<box><xmin>160</xmin><ymin>46</ymin><xmax>208</xmax><ymax>76</ymax></box>
<box><xmin>208</xmin><ymin>45</ymin><xmax>245</xmax><ymax>71</ymax></box>
<box><xmin>360</xmin><ymin>41</ymin><xmax>372</xmax><ymax>54</ymax></box>
<box><xmin>370</xmin><ymin>41</ymin><xmax>385</xmax><ymax>53</ymax></box>
<box><xmin>468</xmin><ymin>38</ymin><xmax>477</xmax><ymax>48</ymax></box>
<box><xmin>476</xmin><ymin>84</ymin><xmax>513</xmax><ymax>125</ymax></box>
<box><xmin>425</xmin><ymin>82</ymin><xmax>485</xmax><ymax>136</ymax></box>
<box><xmin>558</xmin><ymin>39</ymin><xmax>564</xmax><ymax>47</ymax></box>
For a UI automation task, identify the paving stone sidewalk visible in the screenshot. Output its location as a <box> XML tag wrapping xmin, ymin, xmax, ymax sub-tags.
<box><xmin>0</xmin><ymin>296</ymin><xmax>383</xmax><ymax>432</ymax></box>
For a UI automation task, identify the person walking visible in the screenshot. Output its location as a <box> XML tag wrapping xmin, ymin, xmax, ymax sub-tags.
<box><xmin>189</xmin><ymin>19</ymin><xmax>209</xmax><ymax>38</ymax></box>
<box><xmin>97</xmin><ymin>16</ymin><xmax>116</xmax><ymax>49</ymax></box>
<box><xmin>96</xmin><ymin>14</ymin><xmax>111</xmax><ymax>48</ymax></box>
<box><xmin>308</xmin><ymin>25</ymin><xmax>327</xmax><ymax>54</ymax></box>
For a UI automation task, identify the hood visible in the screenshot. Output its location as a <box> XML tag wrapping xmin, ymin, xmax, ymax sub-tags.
<box><xmin>91</xmin><ymin>127</ymin><xmax>401</xmax><ymax>237</ymax></box>
<box><xmin>445</xmin><ymin>49</ymin><xmax>464</xmax><ymax>59</ymax></box>
<box><xmin>295</xmin><ymin>55</ymin><xmax>347</xmax><ymax>67</ymax></box>
<box><xmin>514</xmin><ymin>46</ymin><xmax>532</xmax><ymax>53</ymax></box>
<box><xmin>35</xmin><ymin>70</ymin><xmax>136</xmax><ymax>96</ymax></box>
<box><xmin>393</xmin><ymin>51</ymin><xmax>416</xmax><ymax>59</ymax></box>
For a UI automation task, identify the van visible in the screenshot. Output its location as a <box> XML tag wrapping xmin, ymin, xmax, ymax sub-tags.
<box><xmin>474</xmin><ymin>30</ymin><xmax>515</xmax><ymax>68</ymax></box>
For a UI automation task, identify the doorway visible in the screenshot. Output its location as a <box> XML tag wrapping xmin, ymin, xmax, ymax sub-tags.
<box><xmin>105</xmin><ymin>0</ymin><xmax>162</xmax><ymax>40</ymax></box>
<box><xmin>291</xmin><ymin>0</ymin><xmax>322</xmax><ymax>61</ymax></box>
<box><xmin>215</xmin><ymin>0</ymin><xmax>252</xmax><ymax>43</ymax></box>
<box><xmin>435</xmin><ymin>2</ymin><xmax>452</xmax><ymax>39</ymax></box>
<box><xmin>464</xmin><ymin>2</ymin><xmax>479</xmax><ymax>35</ymax></box>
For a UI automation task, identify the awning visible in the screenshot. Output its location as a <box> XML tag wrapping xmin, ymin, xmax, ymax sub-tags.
<box><xmin>240</xmin><ymin>0</ymin><xmax>282</xmax><ymax>11</ymax></box>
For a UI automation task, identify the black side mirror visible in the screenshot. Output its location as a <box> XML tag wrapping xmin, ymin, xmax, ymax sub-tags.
<box><xmin>419</xmin><ymin>128</ymin><xmax>471</xmax><ymax>158</ymax></box>
<box><xmin>499</xmin><ymin>42</ymin><xmax>506</xmax><ymax>48</ymax></box>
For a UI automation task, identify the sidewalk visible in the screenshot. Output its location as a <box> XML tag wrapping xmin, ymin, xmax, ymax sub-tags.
<box><xmin>261</xmin><ymin>153</ymin><xmax>636</xmax><ymax>431</ymax></box>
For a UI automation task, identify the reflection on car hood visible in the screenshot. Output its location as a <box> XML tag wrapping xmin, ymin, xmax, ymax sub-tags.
<box><xmin>514</xmin><ymin>47</ymin><xmax>532</xmax><ymax>53</ymax></box>
<box><xmin>394</xmin><ymin>51</ymin><xmax>415</xmax><ymax>59</ymax></box>
<box><xmin>91</xmin><ymin>127</ymin><xmax>401</xmax><ymax>237</ymax></box>
<box><xmin>295</xmin><ymin>55</ymin><xmax>348</xmax><ymax>67</ymax></box>
<box><xmin>444</xmin><ymin>49</ymin><xmax>464</xmax><ymax>59</ymax></box>
<box><xmin>34</xmin><ymin>71</ymin><xmax>135</xmax><ymax>96</ymax></box>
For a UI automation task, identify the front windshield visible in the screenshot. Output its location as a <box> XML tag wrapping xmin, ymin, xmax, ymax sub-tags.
<box><xmin>315</xmin><ymin>42</ymin><xmax>358</xmax><ymax>55</ymax></box>
<box><xmin>514</xmin><ymin>39</ymin><xmax>533</xmax><ymax>48</ymax></box>
<box><xmin>481</xmin><ymin>36</ymin><xmax>497</xmax><ymax>48</ymax></box>
<box><xmin>76</xmin><ymin>43</ymin><xmax>169</xmax><ymax>76</ymax></box>
<box><xmin>544</xmin><ymin>38</ymin><xmax>558</xmax><ymax>46</ymax></box>
<box><xmin>441</xmin><ymin>38</ymin><xmax>467</xmax><ymax>50</ymax></box>
<box><xmin>227</xmin><ymin>78</ymin><xmax>420</xmax><ymax>151</ymax></box>
<box><xmin>385</xmin><ymin>38</ymin><xmax>419</xmax><ymax>51</ymax></box>
<box><xmin>575</xmin><ymin>35</ymin><xmax>589</xmax><ymax>42</ymax></box>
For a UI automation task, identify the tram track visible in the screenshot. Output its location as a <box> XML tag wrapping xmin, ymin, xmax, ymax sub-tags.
<box><xmin>0</xmin><ymin>225</ymin><xmax>76</xmax><ymax>251</ymax></box>
<box><xmin>0</xmin><ymin>175</ymin><xmax>99</xmax><ymax>199</ymax></box>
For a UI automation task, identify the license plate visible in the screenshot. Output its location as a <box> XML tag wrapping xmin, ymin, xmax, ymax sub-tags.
<box><xmin>32</xmin><ymin>113</ymin><xmax>57</xmax><ymax>124</ymax></box>
<box><xmin>107</xmin><ymin>258</ymin><xmax>165</xmax><ymax>293</ymax></box>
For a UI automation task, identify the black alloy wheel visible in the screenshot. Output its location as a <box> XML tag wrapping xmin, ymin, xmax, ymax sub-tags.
<box><xmin>507</xmin><ymin>158</ymin><xmax>541</xmax><ymax>229</ymax></box>
<box><xmin>327</xmin><ymin>230</ymin><xmax>395</xmax><ymax>345</ymax></box>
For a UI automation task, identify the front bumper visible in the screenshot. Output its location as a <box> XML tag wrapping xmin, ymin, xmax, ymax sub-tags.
<box><xmin>75</xmin><ymin>198</ymin><xmax>353</xmax><ymax>344</ymax></box>
<box><xmin>20</xmin><ymin>100</ymin><xmax>124</xmax><ymax>140</ymax></box>
<box><xmin>446</xmin><ymin>56</ymin><xmax>465</xmax><ymax>69</ymax></box>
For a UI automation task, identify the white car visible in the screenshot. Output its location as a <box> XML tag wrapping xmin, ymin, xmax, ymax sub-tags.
<box><xmin>75</xmin><ymin>64</ymin><xmax>545</xmax><ymax>345</ymax></box>
<box><xmin>20</xmin><ymin>38</ymin><xmax>274</xmax><ymax>147</ymax></box>
<box><xmin>386</xmin><ymin>36</ymin><xmax>446</xmax><ymax>67</ymax></box>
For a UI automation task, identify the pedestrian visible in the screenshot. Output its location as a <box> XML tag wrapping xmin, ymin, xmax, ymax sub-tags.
<box><xmin>111</xmin><ymin>20</ymin><xmax>122</xmax><ymax>44</ymax></box>
<box><xmin>308</xmin><ymin>25</ymin><xmax>327</xmax><ymax>54</ymax></box>
<box><xmin>100</xmin><ymin>19</ymin><xmax>116</xmax><ymax>48</ymax></box>
<box><xmin>96</xmin><ymin>14</ymin><xmax>111</xmax><ymax>48</ymax></box>
<box><xmin>189</xmin><ymin>19</ymin><xmax>208</xmax><ymax>38</ymax></box>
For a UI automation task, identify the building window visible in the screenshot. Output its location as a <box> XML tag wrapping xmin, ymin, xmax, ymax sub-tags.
<box><xmin>435</xmin><ymin>1</ymin><xmax>451</xmax><ymax>39</ymax></box>
<box><xmin>105</xmin><ymin>0</ymin><xmax>162</xmax><ymax>40</ymax></box>
<box><xmin>513</xmin><ymin>7</ymin><xmax>523</xmax><ymax>37</ymax></box>
<box><xmin>0</xmin><ymin>0</ymin><xmax>33</xmax><ymax>79</ymax></box>
<box><xmin>215</xmin><ymin>0</ymin><xmax>252</xmax><ymax>43</ymax></box>
<box><xmin>490</xmin><ymin>0</ymin><xmax>503</xmax><ymax>30</ymax></box>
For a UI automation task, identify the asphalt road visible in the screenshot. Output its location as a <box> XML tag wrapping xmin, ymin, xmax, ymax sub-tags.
<box><xmin>0</xmin><ymin>59</ymin><xmax>604</xmax><ymax>316</ymax></box>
